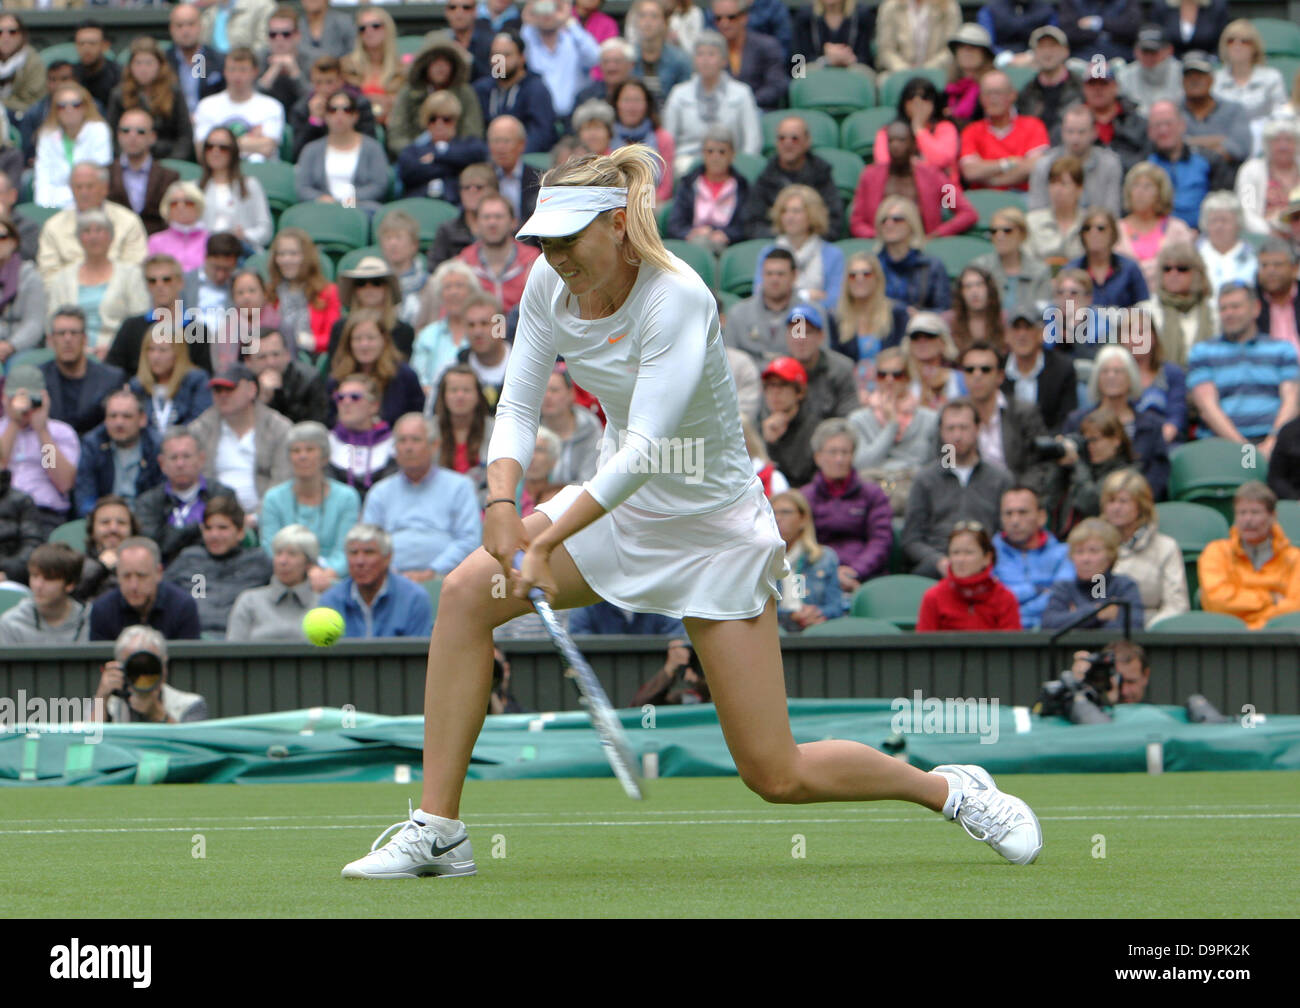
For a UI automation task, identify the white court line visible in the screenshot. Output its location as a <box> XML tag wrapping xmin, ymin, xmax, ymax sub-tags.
<box><xmin>3</xmin><ymin>812</ymin><xmax>1300</xmax><ymax>836</ymax></box>
<box><xmin>3</xmin><ymin>802</ymin><xmax>1295</xmax><ymax>827</ymax></box>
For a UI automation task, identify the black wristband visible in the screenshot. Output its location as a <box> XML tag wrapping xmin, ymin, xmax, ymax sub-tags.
<box><xmin>485</xmin><ymin>497</ymin><xmax>517</xmax><ymax>509</ymax></box>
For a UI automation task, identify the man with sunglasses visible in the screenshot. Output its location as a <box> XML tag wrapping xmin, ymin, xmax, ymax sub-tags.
<box><xmin>708</xmin><ymin>0</ymin><xmax>786</xmax><ymax>111</ymax></box>
<box><xmin>1145</xmin><ymin>99</ymin><xmax>1231</xmax><ymax>230</ymax></box>
<box><xmin>438</xmin><ymin>0</ymin><xmax>496</xmax><ymax>83</ymax></box>
<box><xmin>744</xmin><ymin>115</ymin><xmax>844</xmax><ymax>241</ymax></box>
<box><xmin>105</xmin><ymin>253</ymin><xmax>215</xmax><ymax>377</ymax></box>
<box><xmin>960</xmin><ymin>341</ymin><xmax>1055</xmax><ymax>498</ymax></box>
<box><xmin>107</xmin><ymin>110</ymin><xmax>180</xmax><ymax>237</ymax></box>
<box><xmin>258</xmin><ymin>5</ymin><xmax>308</xmax><ymax>116</ymax></box>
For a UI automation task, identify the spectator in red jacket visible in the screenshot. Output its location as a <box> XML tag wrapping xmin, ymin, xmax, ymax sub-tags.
<box><xmin>916</xmin><ymin>520</ymin><xmax>1022</xmax><ymax>631</ymax></box>
<box><xmin>851</xmin><ymin>120</ymin><xmax>977</xmax><ymax>239</ymax></box>
<box><xmin>799</xmin><ymin>417</ymin><xmax>894</xmax><ymax>599</ymax></box>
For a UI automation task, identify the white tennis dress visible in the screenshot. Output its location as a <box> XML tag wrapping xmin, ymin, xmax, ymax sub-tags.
<box><xmin>487</xmin><ymin>252</ymin><xmax>789</xmax><ymax>620</ymax></box>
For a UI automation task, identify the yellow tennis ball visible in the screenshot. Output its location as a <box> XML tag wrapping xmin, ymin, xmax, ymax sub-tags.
<box><xmin>303</xmin><ymin>607</ymin><xmax>345</xmax><ymax>647</ymax></box>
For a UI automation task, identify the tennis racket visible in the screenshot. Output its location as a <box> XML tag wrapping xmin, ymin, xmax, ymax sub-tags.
<box><xmin>514</xmin><ymin>551</ymin><xmax>643</xmax><ymax>800</ymax></box>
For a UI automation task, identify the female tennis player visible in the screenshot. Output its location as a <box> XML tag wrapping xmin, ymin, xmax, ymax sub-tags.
<box><xmin>342</xmin><ymin>146</ymin><xmax>1042</xmax><ymax>878</ymax></box>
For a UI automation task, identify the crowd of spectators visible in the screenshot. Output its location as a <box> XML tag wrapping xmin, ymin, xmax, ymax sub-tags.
<box><xmin>3</xmin><ymin>0</ymin><xmax>1300</xmax><ymax>687</ymax></box>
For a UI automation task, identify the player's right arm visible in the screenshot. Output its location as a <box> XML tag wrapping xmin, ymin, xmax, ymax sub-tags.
<box><xmin>483</xmin><ymin>264</ymin><xmax>559</xmax><ymax>568</ymax></box>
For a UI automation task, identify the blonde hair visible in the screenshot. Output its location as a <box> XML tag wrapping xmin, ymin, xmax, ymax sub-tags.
<box><xmin>1219</xmin><ymin>18</ymin><xmax>1265</xmax><ymax>68</ymax></box>
<box><xmin>137</xmin><ymin>327</ymin><xmax>197</xmax><ymax>400</ymax></box>
<box><xmin>419</xmin><ymin>89</ymin><xmax>462</xmax><ymax>125</ymax></box>
<box><xmin>876</xmin><ymin>195</ymin><xmax>925</xmax><ymax>249</ymax></box>
<box><xmin>770</xmin><ymin>184</ymin><xmax>829</xmax><ymax>238</ymax></box>
<box><xmin>161</xmin><ymin>180</ymin><xmax>205</xmax><ymax>221</ymax></box>
<box><xmin>1124</xmin><ymin>162</ymin><xmax>1174</xmax><ymax>218</ymax></box>
<box><xmin>331</xmin><ymin>309</ymin><xmax>400</xmax><ymax>394</ymax></box>
<box><xmin>1067</xmin><ymin>516</ymin><xmax>1121</xmax><ymax>563</ymax></box>
<box><xmin>343</xmin><ymin>6</ymin><xmax>402</xmax><ymax>94</ymax></box>
<box><xmin>542</xmin><ymin>145</ymin><xmax>676</xmax><ymax>274</ymax></box>
<box><xmin>770</xmin><ymin>489</ymin><xmax>824</xmax><ymax>564</ymax></box>
<box><xmin>836</xmin><ymin>251</ymin><xmax>891</xmax><ymax>350</ymax></box>
<box><xmin>990</xmin><ymin>205</ymin><xmax>1028</xmax><ymax>239</ymax></box>
<box><xmin>40</xmin><ymin>83</ymin><xmax>104</xmax><ymax>137</ymax></box>
<box><xmin>1100</xmin><ymin>469</ymin><xmax>1156</xmax><ymax>529</ymax></box>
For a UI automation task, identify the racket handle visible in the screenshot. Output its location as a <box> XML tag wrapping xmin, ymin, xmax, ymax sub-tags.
<box><xmin>512</xmin><ymin>549</ymin><xmax>546</xmax><ymax>603</ymax></box>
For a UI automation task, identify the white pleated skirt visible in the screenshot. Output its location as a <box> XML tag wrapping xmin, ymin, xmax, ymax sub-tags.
<box><xmin>535</xmin><ymin>477</ymin><xmax>790</xmax><ymax>620</ymax></box>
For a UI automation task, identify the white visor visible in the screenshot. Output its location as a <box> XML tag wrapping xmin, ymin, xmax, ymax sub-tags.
<box><xmin>517</xmin><ymin>186</ymin><xmax>629</xmax><ymax>239</ymax></box>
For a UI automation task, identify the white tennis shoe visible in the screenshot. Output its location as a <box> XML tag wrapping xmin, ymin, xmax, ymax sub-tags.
<box><xmin>341</xmin><ymin>802</ymin><xmax>477</xmax><ymax>879</ymax></box>
<box><xmin>934</xmin><ymin>763</ymin><xmax>1043</xmax><ymax>865</ymax></box>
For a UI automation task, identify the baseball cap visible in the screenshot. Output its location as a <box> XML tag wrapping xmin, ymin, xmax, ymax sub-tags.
<box><xmin>6</xmin><ymin>364</ymin><xmax>45</xmax><ymax>396</ymax></box>
<box><xmin>1083</xmin><ymin>62</ymin><xmax>1117</xmax><ymax>82</ymax></box>
<box><xmin>786</xmin><ymin>303</ymin><xmax>825</xmax><ymax>331</ymax></box>
<box><xmin>517</xmin><ymin>185</ymin><xmax>629</xmax><ymax>239</ymax></box>
<box><xmin>761</xmin><ymin>356</ymin><xmax>807</xmax><ymax>387</ymax></box>
<box><xmin>1137</xmin><ymin>26</ymin><xmax>1168</xmax><ymax>51</ymax></box>
<box><xmin>905</xmin><ymin>311</ymin><xmax>950</xmax><ymax>340</ymax></box>
<box><xmin>209</xmin><ymin>364</ymin><xmax>257</xmax><ymax>389</ymax></box>
<box><xmin>1029</xmin><ymin>26</ymin><xmax>1067</xmax><ymax>48</ymax></box>
<box><xmin>1008</xmin><ymin>304</ymin><xmax>1041</xmax><ymax>326</ymax></box>
<box><xmin>1182</xmin><ymin>50</ymin><xmax>1215</xmax><ymax>75</ymax></box>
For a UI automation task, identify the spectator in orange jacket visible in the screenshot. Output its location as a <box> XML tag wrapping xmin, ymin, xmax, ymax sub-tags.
<box><xmin>1199</xmin><ymin>480</ymin><xmax>1300</xmax><ymax>629</ymax></box>
<box><xmin>850</xmin><ymin>120</ymin><xmax>976</xmax><ymax>239</ymax></box>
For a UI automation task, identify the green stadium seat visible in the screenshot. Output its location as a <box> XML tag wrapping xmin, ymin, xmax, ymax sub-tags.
<box><xmin>6</xmin><ymin>347</ymin><xmax>54</xmax><ymax>373</ymax></box>
<box><xmin>280</xmin><ymin>123</ymin><xmax>294</xmax><ymax>162</ymax></box>
<box><xmin>716</xmin><ymin>289</ymin><xmax>742</xmax><ymax>315</ymax></box>
<box><xmin>849</xmin><ymin>574</ymin><xmax>936</xmax><ymax>629</ymax></box>
<box><xmin>1003</xmin><ymin>65</ymin><xmax>1037</xmax><ymax>92</ymax></box>
<box><xmin>0</xmin><ymin>586</ymin><xmax>26</xmax><ymax>615</ymax></box>
<box><xmin>424</xmin><ymin>577</ymin><xmax>441</xmax><ymax>618</ymax></box>
<box><xmin>318</xmin><ymin>254</ymin><xmax>336</xmax><ymax>283</ymax></box>
<box><xmin>336</xmin><ymin>245</ymin><xmax>385</xmax><ymax>274</ymax></box>
<box><xmin>49</xmin><ymin>518</ymin><xmax>86</xmax><ymax>548</ymax></box>
<box><xmin>836</xmin><ymin>238</ymin><xmax>879</xmax><ymax>263</ymax></box>
<box><xmin>717</xmin><ymin>238</ymin><xmax>771</xmax><ymax>297</ymax></box>
<box><xmin>244</xmin><ymin>250</ymin><xmax>269</xmax><ymax>281</ymax></box>
<box><xmin>278</xmin><ymin>202</ymin><xmax>368</xmax><ymax>256</ymax></box>
<box><xmin>397</xmin><ymin>34</ymin><xmax>426</xmax><ymax>60</ymax></box>
<box><xmin>731</xmin><ymin>151</ymin><xmax>768</xmax><ymax>184</ymax></box>
<box><xmin>244</xmin><ymin>160</ymin><xmax>299</xmax><ymax>217</ymax></box>
<box><xmin>888</xmin><ymin>516</ymin><xmax>906</xmax><ymax>574</ymax></box>
<box><xmin>1262</xmin><ymin>610</ymin><xmax>1300</xmax><ymax>631</ymax></box>
<box><xmin>371</xmin><ymin>198</ymin><xmax>460</xmax><ymax>248</ymax></box>
<box><xmin>160</xmin><ymin>158</ymin><xmax>202</xmax><ymax>182</ymax></box>
<box><xmin>523</xmin><ymin>151</ymin><xmax>551</xmax><ymax>174</ymax></box>
<box><xmin>926</xmin><ymin>235</ymin><xmax>996</xmax><ymax>279</ymax></box>
<box><xmin>1156</xmin><ymin>500</ymin><xmax>1230</xmax><ymax>603</ymax></box>
<box><xmin>662</xmin><ymin>239</ymin><xmax>716</xmax><ymax>288</ymax></box>
<box><xmin>811</xmin><ymin>145</ymin><xmax>866</xmax><ymax>208</ymax></box>
<box><xmin>761</xmin><ymin>109</ymin><xmax>838</xmax><ymax>156</ymax></box>
<box><xmin>966</xmin><ymin>189</ymin><xmax>1028</xmax><ymax>236</ymax></box>
<box><xmin>656</xmin><ymin>201</ymin><xmax>671</xmax><ymax>237</ymax></box>
<box><xmin>1272</xmin><ymin>57</ymin><xmax>1300</xmax><ymax>94</ymax></box>
<box><xmin>789</xmin><ymin>68</ymin><xmax>877</xmax><ymax>118</ymax></box>
<box><xmin>879</xmin><ymin>69</ymin><xmax>947</xmax><ymax>112</ymax></box>
<box><xmin>1147</xmin><ymin>611</ymin><xmax>1249</xmax><ymax>632</ymax></box>
<box><xmin>839</xmin><ymin>107</ymin><xmax>896</xmax><ymax>160</ymax></box>
<box><xmin>1168</xmin><ymin>437</ymin><xmax>1253</xmax><ymax>521</ymax></box>
<box><xmin>1252</xmin><ymin>18</ymin><xmax>1300</xmax><ymax>58</ymax></box>
<box><xmin>800</xmin><ymin>616</ymin><xmax>904</xmax><ymax>637</ymax></box>
<box><xmin>14</xmin><ymin>202</ymin><xmax>58</xmax><ymax>230</ymax></box>
<box><xmin>1274</xmin><ymin>499</ymin><xmax>1300</xmax><ymax>544</ymax></box>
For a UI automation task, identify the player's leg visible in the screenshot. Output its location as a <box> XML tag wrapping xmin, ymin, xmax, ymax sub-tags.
<box><xmin>343</xmin><ymin>513</ymin><xmax>601</xmax><ymax>878</ymax></box>
<box><xmin>419</xmin><ymin>512</ymin><xmax>601</xmax><ymax>820</ymax></box>
<box><xmin>684</xmin><ymin>600</ymin><xmax>1042</xmax><ymax>864</ymax></box>
<box><xmin>683</xmin><ymin>600</ymin><xmax>948</xmax><ymax>809</ymax></box>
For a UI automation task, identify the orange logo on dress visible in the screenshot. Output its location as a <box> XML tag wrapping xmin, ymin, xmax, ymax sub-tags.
<box><xmin>608</xmin><ymin>331</ymin><xmax>628</xmax><ymax>344</ymax></box>
<box><xmin>539</xmin><ymin>195</ymin><xmax>553</xmax><ymax>203</ymax></box>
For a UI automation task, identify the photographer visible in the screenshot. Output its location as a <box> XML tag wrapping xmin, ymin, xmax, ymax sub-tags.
<box><xmin>1069</xmin><ymin>641</ymin><xmax>1149</xmax><ymax>705</ymax></box>
<box><xmin>92</xmin><ymin>625</ymin><xmax>208</xmax><ymax>724</ymax></box>
<box><xmin>489</xmin><ymin>647</ymin><xmax>524</xmax><ymax>716</ymax></box>
<box><xmin>1046</xmin><ymin>405</ymin><xmax>1140</xmax><ymax>536</ymax></box>
<box><xmin>1058</xmin><ymin>640</ymin><xmax>1229</xmax><ymax>722</ymax></box>
<box><xmin>633</xmin><ymin>638</ymin><xmax>710</xmax><ymax>706</ymax></box>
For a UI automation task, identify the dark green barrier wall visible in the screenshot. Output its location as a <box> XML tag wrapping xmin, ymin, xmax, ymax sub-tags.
<box><xmin>1</xmin><ymin>633</ymin><xmax>1297</xmax><ymax>718</ymax></box>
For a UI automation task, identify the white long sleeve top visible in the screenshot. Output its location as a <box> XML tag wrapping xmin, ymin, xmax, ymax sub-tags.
<box><xmin>487</xmin><ymin>253</ymin><xmax>754</xmax><ymax>516</ymax></box>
